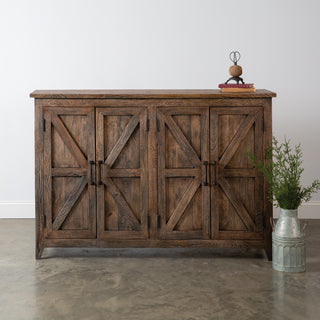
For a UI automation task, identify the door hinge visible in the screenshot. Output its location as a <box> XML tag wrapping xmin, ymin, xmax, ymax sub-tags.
<box><xmin>146</xmin><ymin>119</ymin><xmax>149</xmax><ymax>132</ymax></box>
<box><xmin>42</xmin><ymin>118</ymin><xmax>46</xmax><ymax>132</ymax></box>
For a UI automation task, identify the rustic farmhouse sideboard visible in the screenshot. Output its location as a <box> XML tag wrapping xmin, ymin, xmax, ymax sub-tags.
<box><xmin>31</xmin><ymin>89</ymin><xmax>276</xmax><ymax>259</ymax></box>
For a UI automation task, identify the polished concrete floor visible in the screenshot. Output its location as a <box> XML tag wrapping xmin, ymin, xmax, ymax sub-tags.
<box><xmin>0</xmin><ymin>219</ymin><xmax>320</xmax><ymax>320</ymax></box>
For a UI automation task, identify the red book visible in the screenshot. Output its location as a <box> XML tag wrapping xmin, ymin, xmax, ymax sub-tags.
<box><xmin>218</xmin><ymin>83</ymin><xmax>254</xmax><ymax>88</ymax></box>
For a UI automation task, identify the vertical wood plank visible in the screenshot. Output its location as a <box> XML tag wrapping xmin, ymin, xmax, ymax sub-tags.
<box><xmin>254</xmin><ymin>109</ymin><xmax>264</xmax><ymax>236</ymax></box>
<box><xmin>263</xmin><ymin>99</ymin><xmax>273</xmax><ymax>260</ymax></box>
<box><xmin>201</xmin><ymin>109</ymin><xmax>210</xmax><ymax>239</ymax></box>
<box><xmin>148</xmin><ymin>106</ymin><xmax>157</xmax><ymax>239</ymax></box>
<box><xmin>43</xmin><ymin>109</ymin><xmax>52</xmax><ymax>238</ymax></box>
<box><xmin>35</xmin><ymin>99</ymin><xmax>44</xmax><ymax>259</ymax></box>
<box><xmin>157</xmin><ymin>110</ymin><xmax>166</xmax><ymax>233</ymax></box>
<box><xmin>140</xmin><ymin>110</ymin><xmax>148</xmax><ymax>238</ymax></box>
<box><xmin>87</xmin><ymin>108</ymin><xmax>96</xmax><ymax>238</ymax></box>
<box><xmin>96</xmin><ymin>109</ymin><xmax>105</xmax><ymax>239</ymax></box>
<box><xmin>191</xmin><ymin>116</ymin><xmax>201</xmax><ymax>232</ymax></box>
<box><xmin>210</xmin><ymin>109</ymin><xmax>219</xmax><ymax>238</ymax></box>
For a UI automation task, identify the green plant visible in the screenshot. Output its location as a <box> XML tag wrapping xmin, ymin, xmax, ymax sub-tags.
<box><xmin>248</xmin><ymin>136</ymin><xmax>320</xmax><ymax>209</ymax></box>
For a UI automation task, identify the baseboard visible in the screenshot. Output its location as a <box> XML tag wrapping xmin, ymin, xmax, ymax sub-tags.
<box><xmin>0</xmin><ymin>202</ymin><xmax>35</xmax><ymax>218</ymax></box>
<box><xmin>0</xmin><ymin>201</ymin><xmax>319</xmax><ymax>219</ymax></box>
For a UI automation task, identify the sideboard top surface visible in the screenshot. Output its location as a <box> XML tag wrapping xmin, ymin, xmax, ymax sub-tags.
<box><xmin>30</xmin><ymin>89</ymin><xmax>276</xmax><ymax>99</ymax></box>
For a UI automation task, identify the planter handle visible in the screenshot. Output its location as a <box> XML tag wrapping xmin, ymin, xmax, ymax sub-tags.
<box><xmin>302</xmin><ymin>221</ymin><xmax>308</xmax><ymax>234</ymax></box>
<box><xmin>270</xmin><ymin>217</ymin><xmax>276</xmax><ymax>231</ymax></box>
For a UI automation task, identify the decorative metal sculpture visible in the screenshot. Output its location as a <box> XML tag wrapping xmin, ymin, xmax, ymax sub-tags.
<box><xmin>225</xmin><ymin>51</ymin><xmax>244</xmax><ymax>84</ymax></box>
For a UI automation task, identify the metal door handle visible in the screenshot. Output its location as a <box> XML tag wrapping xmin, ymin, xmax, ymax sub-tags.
<box><xmin>203</xmin><ymin>161</ymin><xmax>209</xmax><ymax>186</ymax></box>
<box><xmin>89</xmin><ymin>161</ymin><xmax>94</xmax><ymax>185</ymax></box>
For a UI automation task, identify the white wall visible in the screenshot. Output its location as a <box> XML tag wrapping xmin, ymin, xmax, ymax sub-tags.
<box><xmin>0</xmin><ymin>0</ymin><xmax>320</xmax><ymax>218</ymax></box>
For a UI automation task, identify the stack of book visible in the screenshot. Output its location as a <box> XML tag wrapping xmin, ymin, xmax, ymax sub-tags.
<box><xmin>219</xmin><ymin>83</ymin><xmax>255</xmax><ymax>93</ymax></box>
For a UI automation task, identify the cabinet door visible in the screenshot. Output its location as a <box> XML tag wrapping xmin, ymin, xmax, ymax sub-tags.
<box><xmin>43</xmin><ymin>107</ymin><xmax>96</xmax><ymax>239</ymax></box>
<box><xmin>96</xmin><ymin>108</ymin><xmax>148</xmax><ymax>240</ymax></box>
<box><xmin>157</xmin><ymin>107</ymin><xmax>210</xmax><ymax>240</ymax></box>
<box><xmin>210</xmin><ymin>107</ymin><xmax>264</xmax><ymax>240</ymax></box>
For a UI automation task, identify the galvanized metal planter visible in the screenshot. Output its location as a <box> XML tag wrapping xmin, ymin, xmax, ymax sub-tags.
<box><xmin>272</xmin><ymin>208</ymin><xmax>306</xmax><ymax>272</ymax></box>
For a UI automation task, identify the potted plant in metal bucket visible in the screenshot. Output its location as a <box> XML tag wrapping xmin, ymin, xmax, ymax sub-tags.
<box><xmin>249</xmin><ymin>136</ymin><xmax>320</xmax><ymax>272</ymax></box>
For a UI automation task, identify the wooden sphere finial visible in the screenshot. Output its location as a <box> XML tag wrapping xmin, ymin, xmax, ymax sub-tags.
<box><xmin>229</xmin><ymin>65</ymin><xmax>242</xmax><ymax>77</ymax></box>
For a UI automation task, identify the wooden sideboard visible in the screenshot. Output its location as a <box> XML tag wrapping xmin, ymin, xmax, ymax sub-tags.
<box><xmin>30</xmin><ymin>89</ymin><xmax>276</xmax><ymax>259</ymax></box>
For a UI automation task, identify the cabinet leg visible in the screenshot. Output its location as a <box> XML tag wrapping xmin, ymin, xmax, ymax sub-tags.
<box><xmin>36</xmin><ymin>247</ymin><xmax>44</xmax><ymax>260</ymax></box>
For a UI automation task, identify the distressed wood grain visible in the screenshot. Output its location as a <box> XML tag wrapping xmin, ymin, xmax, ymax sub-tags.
<box><xmin>32</xmin><ymin>90</ymin><xmax>274</xmax><ymax>259</ymax></box>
